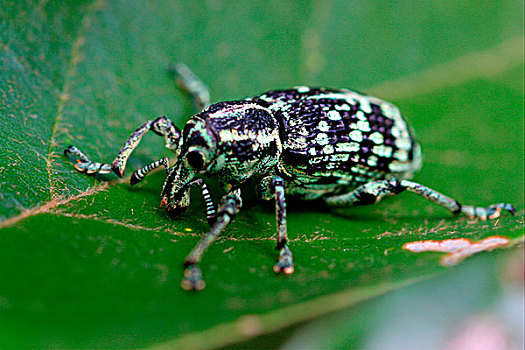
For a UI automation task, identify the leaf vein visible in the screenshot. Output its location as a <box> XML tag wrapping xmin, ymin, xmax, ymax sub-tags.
<box><xmin>45</xmin><ymin>0</ymin><xmax>109</xmax><ymax>198</ymax></box>
<box><xmin>0</xmin><ymin>182</ymin><xmax>109</xmax><ymax>229</ymax></box>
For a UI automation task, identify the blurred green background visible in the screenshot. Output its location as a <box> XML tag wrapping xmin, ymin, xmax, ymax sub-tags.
<box><xmin>0</xmin><ymin>0</ymin><xmax>523</xmax><ymax>348</ymax></box>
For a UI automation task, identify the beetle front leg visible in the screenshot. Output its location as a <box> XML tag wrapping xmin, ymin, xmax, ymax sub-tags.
<box><xmin>324</xmin><ymin>178</ymin><xmax>515</xmax><ymax>220</ymax></box>
<box><xmin>64</xmin><ymin>146</ymin><xmax>112</xmax><ymax>175</ymax></box>
<box><xmin>169</xmin><ymin>62</ymin><xmax>210</xmax><ymax>111</ymax></box>
<box><xmin>181</xmin><ymin>188</ymin><xmax>242</xmax><ymax>291</ymax></box>
<box><xmin>111</xmin><ymin>116</ymin><xmax>181</xmax><ymax>177</ymax></box>
<box><xmin>65</xmin><ymin>116</ymin><xmax>181</xmax><ymax>178</ymax></box>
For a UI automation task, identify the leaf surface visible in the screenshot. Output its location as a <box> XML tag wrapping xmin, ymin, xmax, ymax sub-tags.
<box><xmin>0</xmin><ymin>0</ymin><xmax>523</xmax><ymax>348</ymax></box>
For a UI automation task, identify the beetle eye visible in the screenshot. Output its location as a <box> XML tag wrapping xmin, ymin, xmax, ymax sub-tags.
<box><xmin>186</xmin><ymin>150</ymin><xmax>205</xmax><ymax>170</ymax></box>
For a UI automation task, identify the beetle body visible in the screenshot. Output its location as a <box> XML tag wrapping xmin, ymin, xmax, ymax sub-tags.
<box><xmin>64</xmin><ymin>64</ymin><xmax>513</xmax><ymax>290</ymax></box>
<box><xmin>255</xmin><ymin>87</ymin><xmax>421</xmax><ymax>199</ymax></box>
<box><xmin>163</xmin><ymin>87</ymin><xmax>421</xmax><ymax>212</ymax></box>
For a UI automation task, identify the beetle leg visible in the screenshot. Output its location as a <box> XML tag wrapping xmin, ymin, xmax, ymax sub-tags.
<box><xmin>271</xmin><ymin>176</ymin><xmax>294</xmax><ymax>274</ymax></box>
<box><xmin>257</xmin><ymin>176</ymin><xmax>294</xmax><ymax>274</ymax></box>
<box><xmin>188</xmin><ymin>179</ymin><xmax>217</xmax><ymax>226</ymax></box>
<box><xmin>324</xmin><ymin>178</ymin><xmax>515</xmax><ymax>220</ymax></box>
<box><xmin>111</xmin><ymin>116</ymin><xmax>181</xmax><ymax>177</ymax></box>
<box><xmin>323</xmin><ymin>178</ymin><xmax>404</xmax><ymax>207</ymax></box>
<box><xmin>65</xmin><ymin>116</ymin><xmax>181</xmax><ymax>178</ymax></box>
<box><xmin>400</xmin><ymin>180</ymin><xmax>515</xmax><ymax>220</ymax></box>
<box><xmin>64</xmin><ymin>146</ymin><xmax>112</xmax><ymax>175</ymax></box>
<box><xmin>169</xmin><ymin>62</ymin><xmax>210</xmax><ymax>111</ymax></box>
<box><xmin>181</xmin><ymin>188</ymin><xmax>242</xmax><ymax>291</ymax></box>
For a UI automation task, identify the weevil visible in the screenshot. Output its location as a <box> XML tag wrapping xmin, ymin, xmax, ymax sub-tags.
<box><xmin>64</xmin><ymin>63</ymin><xmax>515</xmax><ymax>290</ymax></box>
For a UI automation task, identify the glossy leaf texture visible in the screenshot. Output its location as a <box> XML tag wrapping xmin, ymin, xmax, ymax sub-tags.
<box><xmin>0</xmin><ymin>0</ymin><xmax>523</xmax><ymax>348</ymax></box>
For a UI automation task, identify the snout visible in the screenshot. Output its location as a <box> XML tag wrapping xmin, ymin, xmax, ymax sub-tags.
<box><xmin>161</xmin><ymin>188</ymin><xmax>191</xmax><ymax>217</ymax></box>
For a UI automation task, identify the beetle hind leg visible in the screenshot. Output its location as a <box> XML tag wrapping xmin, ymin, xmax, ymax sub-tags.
<box><xmin>324</xmin><ymin>178</ymin><xmax>514</xmax><ymax>220</ymax></box>
<box><xmin>401</xmin><ymin>181</ymin><xmax>515</xmax><ymax>220</ymax></box>
<box><xmin>461</xmin><ymin>203</ymin><xmax>515</xmax><ymax>220</ymax></box>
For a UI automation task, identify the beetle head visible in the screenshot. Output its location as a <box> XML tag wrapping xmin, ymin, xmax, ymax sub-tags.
<box><xmin>159</xmin><ymin>101</ymin><xmax>280</xmax><ymax>214</ymax></box>
<box><xmin>160</xmin><ymin>117</ymin><xmax>217</xmax><ymax>213</ymax></box>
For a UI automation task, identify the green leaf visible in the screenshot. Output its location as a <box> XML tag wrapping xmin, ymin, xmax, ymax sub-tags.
<box><xmin>258</xmin><ymin>250</ymin><xmax>523</xmax><ymax>350</ymax></box>
<box><xmin>1</xmin><ymin>0</ymin><xmax>523</xmax><ymax>348</ymax></box>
